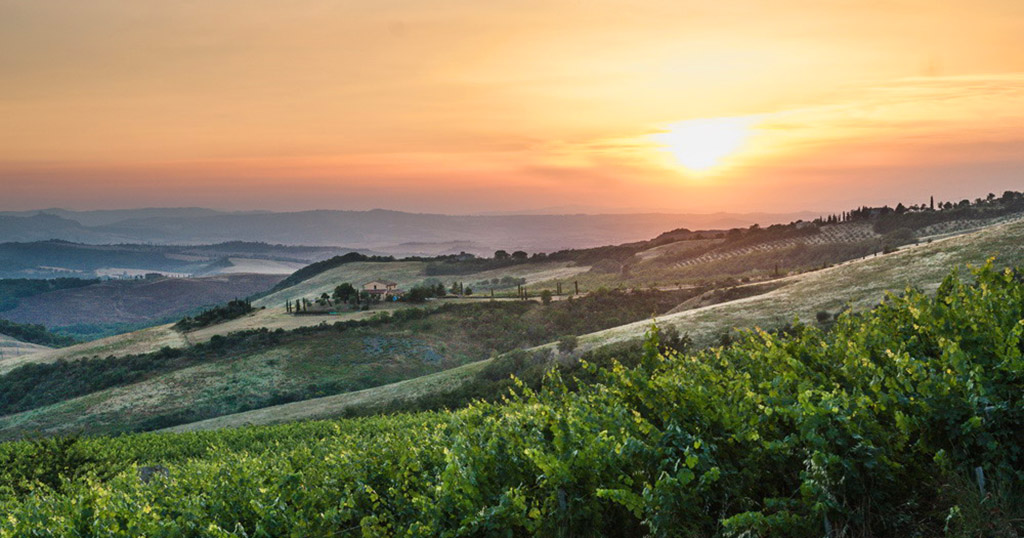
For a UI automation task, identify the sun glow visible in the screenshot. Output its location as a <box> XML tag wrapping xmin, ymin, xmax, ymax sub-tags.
<box><xmin>654</xmin><ymin>117</ymin><xmax>756</xmax><ymax>172</ymax></box>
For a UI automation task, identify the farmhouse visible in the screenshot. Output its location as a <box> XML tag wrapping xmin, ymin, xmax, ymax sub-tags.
<box><xmin>362</xmin><ymin>280</ymin><xmax>401</xmax><ymax>297</ymax></box>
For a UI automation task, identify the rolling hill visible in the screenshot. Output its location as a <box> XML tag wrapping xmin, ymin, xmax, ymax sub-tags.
<box><xmin>0</xmin><ymin>334</ymin><xmax>50</xmax><ymax>361</ymax></box>
<box><xmin>0</xmin><ymin>258</ymin><xmax>591</xmax><ymax>374</ymax></box>
<box><xmin>163</xmin><ymin>216</ymin><xmax>1024</xmax><ymax>432</ymax></box>
<box><xmin>0</xmin><ymin>274</ymin><xmax>284</xmax><ymax>340</ymax></box>
<box><xmin>0</xmin><ymin>287</ymin><xmax>707</xmax><ymax>438</ymax></box>
<box><xmin>0</xmin><ymin>202</ymin><xmax>1020</xmax><ymax>438</ymax></box>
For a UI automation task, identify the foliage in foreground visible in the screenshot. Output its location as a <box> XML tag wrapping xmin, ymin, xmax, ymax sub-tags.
<box><xmin>0</xmin><ymin>263</ymin><xmax>1021</xmax><ymax>536</ymax></box>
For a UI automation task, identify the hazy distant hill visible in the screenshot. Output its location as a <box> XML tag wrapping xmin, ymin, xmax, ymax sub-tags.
<box><xmin>0</xmin><ymin>214</ymin><xmax>109</xmax><ymax>243</ymax></box>
<box><xmin>0</xmin><ymin>241</ymin><xmax>361</xmax><ymax>279</ymax></box>
<box><xmin>0</xmin><ymin>208</ymin><xmax>818</xmax><ymax>251</ymax></box>
<box><xmin>0</xmin><ymin>207</ymin><xmax>231</xmax><ymax>227</ymax></box>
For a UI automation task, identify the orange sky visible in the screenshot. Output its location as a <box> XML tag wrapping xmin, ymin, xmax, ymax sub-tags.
<box><xmin>2</xmin><ymin>0</ymin><xmax>1023</xmax><ymax>213</ymax></box>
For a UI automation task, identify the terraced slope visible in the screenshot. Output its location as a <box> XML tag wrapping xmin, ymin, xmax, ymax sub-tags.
<box><xmin>167</xmin><ymin>217</ymin><xmax>1024</xmax><ymax>432</ymax></box>
<box><xmin>665</xmin><ymin>214</ymin><xmax>1022</xmax><ymax>269</ymax></box>
<box><xmin>582</xmin><ymin>217</ymin><xmax>1024</xmax><ymax>350</ymax></box>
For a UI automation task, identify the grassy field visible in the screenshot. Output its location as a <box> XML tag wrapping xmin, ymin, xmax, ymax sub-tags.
<box><xmin>215</xmin><ymin>257</ymin><xmax>308</xmax><ymax>275</ymax></box>
<box><xmin>0</xmin><ymin>287</ymin><xmax>704</xmax><ymax>438</ymax></box>
<box><xmin>0</xmin><ymin>305</ymin><xmax>409</xmax><ymax>375</ymax></box>
<box><xmin>0</xmin><ymin>316</ymin><xmax>486</xmax><ymax>438</ymax></box>
<box><xmin>0</xmin><ymin>325</ymin><xmax>185</xmax><ymax>375</ymax></box>
<box><xmin>166</xmin><ymin>217</ymin><xmax>1024</xmax><ymax>432</ymax></box>
<box><xmin>0</xmin><ymin>334</ymin><xmax>50</xmax><ymax>361</ymax></box>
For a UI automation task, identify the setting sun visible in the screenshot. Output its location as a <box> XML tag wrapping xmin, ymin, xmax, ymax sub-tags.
<box><xmin>654</xmin><ymin>117</ymin><xmax>756</xmax><ymax>172</ymax></box>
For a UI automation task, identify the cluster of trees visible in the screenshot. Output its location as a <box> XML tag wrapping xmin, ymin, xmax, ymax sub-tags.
<box><xmin>471</xmin><ymin>275</ymin><xmax>527</xmax><ymax>290</ymax></box>
<box><xmin>173</xmin><ymin>299</ymin><xmax>255</xmax><ymax>331</ymax></box>
<box><xmin>404</xmin><ymin>282</ymin><xmax>466</xmax><ymax>303</ymax></box>
<box><xmin>286</xmin><ymin>298</ymin><xmax>313</xmax><ymax>313</ymax></box>
<box><xmin>0</xmin><ymin>319</ymin><xmax>77</xmax><ymax>347</ymax></box>
<box><xmin>492</xmin><ymin>249</ymin><xmax>529</xmax><ymax>262</ymax></box>
<box><xmin>813</xmin><ymin>190</ymin><xmax>1024</xmax><ymax>231</ymax></box>
<box><xmin>423</xmin><ymin>249</ymin><xmax>540</xmax><ymax>276</ymax></box>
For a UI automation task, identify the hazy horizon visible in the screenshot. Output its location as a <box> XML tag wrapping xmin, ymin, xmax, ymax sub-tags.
<box><xmin>2</xmin><ymin>204</ymin><xmax>826</xmax><ymax>218</ymax></box>
<box><xmin>0</xmin><ymin>188</ymin><xmax>1014</xmax><ymax>218</ymax></box>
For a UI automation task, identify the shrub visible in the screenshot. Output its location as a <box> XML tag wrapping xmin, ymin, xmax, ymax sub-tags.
<box><xmin>557</xmin><ymin>334</ymin><xmax>578</xmax><ymax>354</ymax></box>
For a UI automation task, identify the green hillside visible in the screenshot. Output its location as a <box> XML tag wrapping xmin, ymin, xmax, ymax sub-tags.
<box><xmin>0</xmin><ymin>262</ymin><xmax>1020</xmax><ymax>536</ymax></box>
<box><xmin>0</xmin><ymin>258</ymin><xmax>595</xmax><ymax>376</ymax></box>
<box><xmin>167</xmin><ymin>217</ymin><xmax>1024</xmax><ymax>432</ymax></box>
<box><xmin>2</xmin><ymin>210</ymin><xmax>1020</xmax><ymax>440</ymax></box>
<box><xmin>0</xmin><ymin>288</ymin><xmax>706</xmax><ymax>439</ymax></box>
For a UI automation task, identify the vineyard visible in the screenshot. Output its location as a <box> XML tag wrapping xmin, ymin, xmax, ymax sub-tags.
<box><xmin>0</xmin><ymin>262</ymin><xmax>1021</xmax><ymax>536</ymax></box>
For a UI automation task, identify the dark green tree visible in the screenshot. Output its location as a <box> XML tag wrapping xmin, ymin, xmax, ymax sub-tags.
<box><xmin>332</xmin><ymin>283</ymin><xmax>357</xmax><ymax>303</ymax></box>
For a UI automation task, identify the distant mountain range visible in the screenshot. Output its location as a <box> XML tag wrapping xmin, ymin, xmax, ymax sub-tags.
<box><xmin>0</xmin><ymin>241</ymin><xmax>368</xmax><ymax>280</ymax></box>
<box><xmin>0</xmin><ymin>208</ymin><xmax>820</xmax><ymax>253</ymax></box>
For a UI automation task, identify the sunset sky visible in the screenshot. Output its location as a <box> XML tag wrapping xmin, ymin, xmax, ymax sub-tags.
<box><xmin>2</xmin><ymin>0</ymin><xmax>1022</xmax><ymax>214</ymax></box>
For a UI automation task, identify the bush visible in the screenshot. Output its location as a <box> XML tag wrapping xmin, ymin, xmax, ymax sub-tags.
<box><xmin>174</xmin><ymin>299</ymin><xmax>254</xmax><ymax>331</ymax></box>
<box><xmin>0</xmin><ymin>319</ymin><xmax>77</xmax><ymax>347</ymax></box>
<box><xmin>405</xmin><ymin>285</ymin><xmax>433</xmax><ymax>303</ymax></box>
<box><xmin>557</xmin><ymin>334</ymin><xmax>578</xmax><ymax>354</ymax></box>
